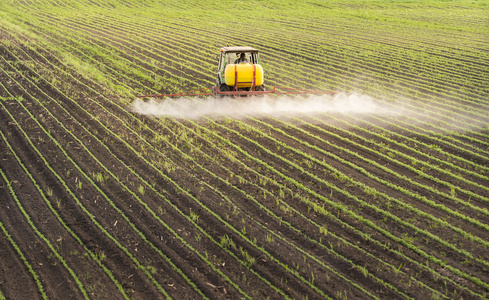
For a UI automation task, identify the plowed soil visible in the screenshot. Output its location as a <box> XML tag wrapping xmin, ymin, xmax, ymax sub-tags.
<box><xmin>1</xmin><ymin>1</ymin><xmax>489</xmax><ymax>299</ymax></box>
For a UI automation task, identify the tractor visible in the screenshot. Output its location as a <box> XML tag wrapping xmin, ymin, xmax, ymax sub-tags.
<box><xmin>215</xmin><ymin>46</ymin><xmax>266</xmax><ymax>95</ymax></box>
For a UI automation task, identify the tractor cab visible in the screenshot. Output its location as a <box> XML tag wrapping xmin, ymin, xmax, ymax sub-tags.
<box><xmin>217</xmin><ymin>46</ymin><xmax>264</xmax><ymax>92</ymax></box>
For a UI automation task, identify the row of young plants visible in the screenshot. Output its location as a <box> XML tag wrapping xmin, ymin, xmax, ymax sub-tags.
<box><xmin>0</xmin><ymin>24</ymin><xmax>354</xmax><ymax>298</ymax></box>
<box><xmin>229</xmin><ymin>19</ymin><xmax>487</xmax><ymax>98</ymax></box>
<box><xmin>170</xmin><ymin>110</ymin><xmax>483</xmax><ymax>298</ymax></box>
<box><xmin>120</xmin><ymin>97</ymin><xmax>429</xmax><ymax>298</ymax></box>
<box><xmin>126</xmin><ymin>91</ymin><xmax>488</xmax><ymax>300</ymax></box>
<box><xmin>0</xmin><ymin>0</ymin><xmax>486</xmax><ymax>298</ymax></box>
<box><xmin>0</xmin><ymin>40</ymin><xmax>274</xmax><ymax>299</ymax></box>
<box><xmin>207</xmin><ymin>114</ymin><xmax>489</xmax><ymax>284</ymax></box>
<box><xmin>304</xmin><ymin>110</ymin><xmax>489</xmax><ymax>191</ymax></box>
<box><xmin>155</xmin><ymin>12</ymin><xmax>484</xmax><ymax>110</ymax></box>
<box><xmin>326</xmin><ymin>117</ymin><xmax>489</xmax><ymax>219</ymax></box>
<box><xmin>0</xmin><ymin>33</ymin><xmax>255</xmax><ymax>298</ymax></box>
<box><xmin>21</xmin><ymin>0</ymin><xmax>488</xmax><ymax>125</ymax></box>
<box><xmin>0</xmin><ymin>97</ymin><xmax>92</xmax><ymax>299</ymax></box>
<box><xmin>353</xmin><ymin>114</ymin><xmax>489</xmax><ymax>181</ymax></box>
<box><xmin>192</xmin><ymin>114</ymin><xmax>486</xmax><ymax>298</ymax></box>
<box><xmin>258</xmin><ymin>114</ymin><xmax>489</xmax><ymax>231</ymax></box>
<box><xmin>34</xmin><ymin>2</ymin><xmax>488</xmax><ymax>129</ymax></box>
<box><xmin>4</xmin><ymin>0</ymin><xmax>488</xmax><ymax>225</ymax></box>
<box><xmin>22</xmin><ymin>0</ymin><xmax>489</xmax><ymax>268</ymax></box>
<box><xmin>0</xmin><ymin>22</ymin><xmax>434</xmax><ymax>298</ymax></box>
<box><xmin>4</xmin><ymin>31</ymin><xmax>400</xmax><ymax>300</ymax></box>
<box><xmin>0</xmin><ymin>169</ymin><xmax>48</xmax><ymax>299</ymax></box>
<box><xmin>375</xmin><ymin>113</ymin><xmax>489</xmax><ymax>160</ymax></box>
<box><xmin>139</xmin><ymin>2</ymin><xmax>486</xmax><ymax>99</ymax></box>
<box><xmin>0</xmin><ymin>53</ymin><xmax>188</xmax><ymax>298</ymax></box>
<box><xmin>14</xmin><ymin>0</ymin><xmax>476</xmax><ymax>104</ymax></box>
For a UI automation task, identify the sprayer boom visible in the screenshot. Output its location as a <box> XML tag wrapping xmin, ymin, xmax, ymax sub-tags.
<box><xmin>137</xmin><ymin>86</ymin><xmax>336</xmax><ymax>99</ymax></box>
<box><xmin>137</xmin><ymin>46</ymin><xmax>336</xmax><ymax>99</ymax></box>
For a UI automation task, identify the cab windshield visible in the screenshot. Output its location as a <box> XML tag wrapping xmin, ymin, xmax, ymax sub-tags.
<box><xmin>226</xmin><ymin>52</ymin><xmax>256</xmax><ymax>65</ymax></box>
<box><xmin>218</xmin><ymin>51</ymin><xmax>259</xmax><ymax>74</ymax></box>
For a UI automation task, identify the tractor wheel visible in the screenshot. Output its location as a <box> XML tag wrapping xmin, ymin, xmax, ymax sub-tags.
<box><xmin>219</xmin><ymin>83</ymin><xmax>230</xmax><ymax>91</ymax></box>
<box><xmin>255</xmin><ymin>85</ymin><xmax>265</xmax><ymax>92</ymax></box>
<box><xmin>218</xmin><ymin>83</ymin><xmax>230</xmax><ymax>97</ymax></box>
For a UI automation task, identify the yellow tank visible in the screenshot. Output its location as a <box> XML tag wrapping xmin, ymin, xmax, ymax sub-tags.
<box><xmin>224</xmin><ymin>64</ymin><xmax>264</xmax><ymax>88</ymax></box>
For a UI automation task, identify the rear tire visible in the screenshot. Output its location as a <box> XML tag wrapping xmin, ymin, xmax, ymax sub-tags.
<box><xmin>218</xmin><ymin>83</ymin><xmax>230</xmax><ymax>97</ymax></box>
<box><xmin>255</xmin><ymin>85</ymin><xmax>265</xmax><ymax>92</ymax></box>
<box><xmin>219</xmin><ymin>83</ymin><xmax>230</xmax><ymax>91</ymax></box>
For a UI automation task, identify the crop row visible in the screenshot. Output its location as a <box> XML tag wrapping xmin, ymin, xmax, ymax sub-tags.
<box><xmin>28</xmin><ymin>5</ymin><xmax>486</xmax><ymax>152</ymax></box>
<box><xmin>0</xmin><ymin>27</ymin><xmax>398</xmax><ymax>298</ymax></box>
<box><xmin>12</xmin><ymin>0</ymin><xmax>488</xmax><ymax>106</ymax></box>
<box><xmin>1</xmin><ymin>0</ymin><xmax>488</xmax><ymax>298</ymax></box>
<box><xmin>0</xmin><ymin>25</ymin><xmax>362</xmax><ymax>300</ymax></box>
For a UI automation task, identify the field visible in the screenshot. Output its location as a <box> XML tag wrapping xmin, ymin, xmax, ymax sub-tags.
<box><xmin>0</xmin><ymin>0</ymin><xmax>488</xmax><ymax>299</ymax></box>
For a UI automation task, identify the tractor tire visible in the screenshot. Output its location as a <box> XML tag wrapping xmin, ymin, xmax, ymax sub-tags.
<box><xmin>219</xmin><ymin>83</ymin><xmax>230</xmax><ymax>91</ymax></box>
<box><xmin>255</xmin><ymin>84</ymin><xmax>265</xmax><ymax>92</ymax></box>
<box><xmin>218</xmin><ymin>83</ymin><xmax>230</xmax><ymax>97</ymax></box>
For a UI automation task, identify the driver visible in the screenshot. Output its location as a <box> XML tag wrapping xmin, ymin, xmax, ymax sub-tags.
<box><xmin>234</xmin><ymin>53</ymin><xmax>249</xmax><ymax>64</ymax></box>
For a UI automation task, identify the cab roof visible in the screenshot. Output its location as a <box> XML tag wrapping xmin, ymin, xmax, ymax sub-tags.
<box><xmin>220</xmin><ymin>46</ymin><xmax>258</xmax><ymax>53</ymax></box>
